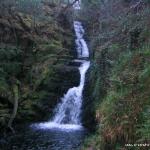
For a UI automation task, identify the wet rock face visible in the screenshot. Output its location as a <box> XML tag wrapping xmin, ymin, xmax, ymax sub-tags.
<box><xmin>81</xmin><ymin>68</ymin><xmax>97</xmax><ymax>131</ymax></box>
<box><xmin>39</xmin><ymin>65</ymin><xmax>80</xmax><ymax>99</ymax></box>
<box><xmin>54</xmin><ymin>65</ymin><xmax>80</xmax><ymax>88</ymax></box>
<box><xmin>68</xmin><ymin>60</ymin><xmax>82</xmax><ymax>67</ymax></box>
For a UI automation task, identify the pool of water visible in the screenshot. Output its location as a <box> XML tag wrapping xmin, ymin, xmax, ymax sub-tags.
<box><xmin>0</xmin><ymin>125</ymin><xmax>87</xmax><ymax>150</ymax></box>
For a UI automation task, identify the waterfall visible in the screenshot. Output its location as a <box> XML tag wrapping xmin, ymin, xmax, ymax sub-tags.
<box><xmin>32</xmin><ymin>1</ymin><xmax>90</xmax><ymax>130</ymax></box>
<box><xmin>50</xmin><ymin>21</ymin><xmax>90</xmax><ymax>126</ymax></box>
<box><xmin>73</xmin><ymin>0</ymin><xmax>81</xmax><ymax>10</ymax></box>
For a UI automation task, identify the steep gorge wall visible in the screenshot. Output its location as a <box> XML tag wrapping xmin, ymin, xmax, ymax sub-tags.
<box><xmin>80</xmin><ymin>1</ymin><xmax>150</xmax><ymax>149</ymax></box>
<box><xmin>0</xmin><ymin>1</ymin><xmax>79</xmax><ymax>132</ymax></box>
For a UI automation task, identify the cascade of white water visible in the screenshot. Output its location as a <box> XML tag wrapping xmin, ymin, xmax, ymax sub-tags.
<box><xmin>49</xmin><ymin>21</ymin><xmax>90</xmax><ymax>125</ymax></box>
<box><xmin>73</xmin><ymin>0</ymin><xmax>81</xmax><ymax>10</ymax></box>
<box><xmin>51</xmin><ymin>60</ymin><xmax>90</xmax><ymax>125</ymax></box>
<box><xmin>32</xmin><ymin>1</ymin><xmax>90</xmax><ymax>130</ymax></box>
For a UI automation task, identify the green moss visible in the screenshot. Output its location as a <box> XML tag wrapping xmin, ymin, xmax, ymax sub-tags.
<box><xmin>83</xmin><ymin>42</ymin><xmax>150</xmax><ymax>149</ymax></box>
<box><xmin>136</xmin><ymin>107</ymin><xmax>150</xmax><ymax>142</ymax></box>
<box><xmin>0</xmin><ymin>2</ymin><xmax>74</xmax><ymax>128</ymax></box>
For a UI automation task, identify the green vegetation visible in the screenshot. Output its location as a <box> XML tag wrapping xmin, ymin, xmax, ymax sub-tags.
<box><xmin>0</xmin><ymin>0</ymin><xmax>150</xmax><ymax>149</ymax></box>
<box><xmin>81</xmin><ymin>0</ymin><xmax>150</xmax><ymax>149</ymax></box>
<box><xmin>0</xmin><ymin>0</ymin><xmax>75</xmax><ymax>132</ymax></box>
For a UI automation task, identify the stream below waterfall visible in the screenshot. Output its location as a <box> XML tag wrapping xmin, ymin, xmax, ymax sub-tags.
<box><xmin>0</xmin><ymin>2</ymin><xmax>90</xmax><ymax>150</ymax></box>
<box><xmin>0</xmin><ymin>125</ymin><xmax>87</xmax><ymax>150</ymax></box>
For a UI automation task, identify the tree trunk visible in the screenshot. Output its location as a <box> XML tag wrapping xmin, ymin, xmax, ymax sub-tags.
<box><xmin>8</xmin><ymin>84</ymin><xmax>19</xmax><ymax>133</ymax></box>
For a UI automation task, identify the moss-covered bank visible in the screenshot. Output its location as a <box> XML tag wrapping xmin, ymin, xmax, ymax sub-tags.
<box><xmin>0</xmin><ymin>1</ymin><xmax>78</xmax><ymax>133</ymax></box>
<box><xmin>80</xmin><ymin>1</ymin><xmax>150</xmax><ymax>149</ymax></box>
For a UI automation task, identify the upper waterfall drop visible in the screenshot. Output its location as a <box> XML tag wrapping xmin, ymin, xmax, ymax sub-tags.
<box><xmin>74</xmin><ymin>21</ymin><xmax>89</xmax><ymax>58</ymax></box>
<box><xmin>73</xmin><ymin>0</ymin><xmax>81</xmax><ymax>10</ymax></box>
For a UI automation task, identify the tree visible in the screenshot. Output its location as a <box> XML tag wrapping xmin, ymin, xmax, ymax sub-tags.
<box><xmin>8</xmin><ymin>79</ymin><xmax>19</xmax><ymax>133</ymax></box>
